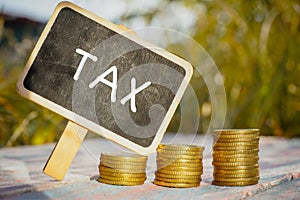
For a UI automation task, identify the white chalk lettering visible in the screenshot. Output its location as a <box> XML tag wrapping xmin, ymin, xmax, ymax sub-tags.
<box><xmin>74</xmin><ymin>49</ymin><xmax>152</xmax><ymax>112</ymax></box>
<box><xmin>74</xmin><ymin>48</ymin><xmax>98</xmax><ymax>81</ymax></box>
<box><xmin>120</xmin><ymin>78</ymin><xmax>151</xmax><ymax>113</ymax></box>
<box><xmin>89</xmin><ymin>66</ymin><xmax>118</xmax><ymax>102</ymax></box>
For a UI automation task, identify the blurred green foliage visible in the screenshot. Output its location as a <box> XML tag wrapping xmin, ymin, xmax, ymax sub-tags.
<box><xmin>0</xmin><ymin>0</ymin><xmax>299</xmax><ymax>147</ymax></box>
<box><xmin>189</xmin><ymin>0</ymin><xmax>300</xmax><ymax>137</ymax></box>
<box><xmin>0</xmin><ymin>17</ymin><xmax>66</xmax><ymax>147</ymax></box>
<box><xmin>139</xmin><ymin>0</ymin><xmax>300</xmax><ymax>137</ymax></box>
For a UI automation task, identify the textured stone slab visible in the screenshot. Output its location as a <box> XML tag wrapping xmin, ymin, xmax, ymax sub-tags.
<box><xmin>1</xmin><ymin>134</ymin><xmax>300</xmax><ymax>199</ymax></box>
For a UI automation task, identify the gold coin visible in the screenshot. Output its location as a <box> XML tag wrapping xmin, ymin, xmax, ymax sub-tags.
<box><xmin>157</xmin><ymin>148</ymin><xmax>203</xmax><ymax>154</ymax></box>
<box><xmin>157</xmin><ymin>157</ymin><xmax>202</xmax><ymax>163</ymax></box>
<box><xmin>213</xmin><ymin>173</ymin><xmax>259</xmax><ymax>178</ymax></box>
<box><xmin>100</xmin><ymin>170</ymin><xmax>146</xmax><ymax>178</ymax></box>
<box><xmin>213</xmin><ymin>164</ymin><xmax>259</xmax><ymax>170</ymax></box>
<box><xmin>157</xmin><ymin>149</ymin><xmax>203</xmax><ymax>156</ymax></box>
<box><xmin>100</xmin><ymin>158</ymin><xmax>147</xmax><ymax>165</ymax></box>
<box><xmin>100</xmin><ymin>160</ymin><xmax>146</xmax><ymax>166</ymax></box>
<box><xmin>155</xmin><ymin>176</ymin><xmax>201</xmax><ymax>183</ymax></box>
<box><xmin>153</xmin><ymin>179</ymin><xmax>200</xmax><ymax>188</ymax></box>
<box><xmin>213</xmin><ymin>141</ymin><xmax>259</xmax><ymax>147</ymax></box>
<box><xmin>213</xmin><ymin>149</ymin><xmax>259</xmax><ymax>155</ymax></box>
<box><xmin>157</xmin><ymin>162</ymin><xmax>203</xmax><ymax>170</ymax></box>
<box><xmin>157</xmin><ymin>160</ymin><xmax>202</xmax><ymax>166</ymax></box>
<box><xmin>155</xmin><ymin>171</ymin><xmax>201</xmax><ymax>179</ymax></box>
<box><xmin>100</xmin><ymin>162</ymin><xmax>146</xmax><ymax>170</ymax></box>
<box><xmin>214</xmin><ymin>129</ymin><xmax>260</xmax><ymax>134</ymax></box>
<box><xmin>213</xmin><ymin>176</ymin><xmax>259</xmax><ymax>182</ymax></box>
<box><xmin>157</xmin><ymin>168</ymin><xmax>202</xmax><ymax>175</ymax></box>
<box><xmin>99</xmin><ymin>165</ymin><xmax>145</xmax><ymax>173</ymax></box>
<box><xmin>157</xmin><ymin>157</ymin><xmax>202</xmax><ymax>162</ymax></box>
<box><xmin>157</xmin><ymin>153</ymin><xmax>202</xmax><ymax>160</ymax></box>
<box><xmin>158</xmin><ymin>144</ymin><xmax>204</xmax><ymax>152</ymax></box>
<box><xmin>101</xmin><ymin>152</ymin><xmax>147</xmax><ymax>162</ymax></box>
<box><xmin>213</xmin><ymin>133</ymin><xmax>260</xmax><ymax>139</ymax></box>
<box><xmin>100</xmin><ymin>160</ymin><xmax>147</xmax><ymax>168</ymax></box>
<box><xmin>157</xmin><ymin>162</ymin><xmax>203</xmax><ymax>169</ymax></box>
<box><xmin>212</xmin><ymin>180</ymin><xmax>258</xmax><ymax>186</ymax></box>
<box><xmin>213</xmin><ymin>157</ymin><xmax>259</xmax><ymax>162</ymax></box>
<box><xmin>212</xmin><ymin>161</ymin><xmax>258</xmax><ymax>167</ymax></box>
<box><xmin>213</xmin><ymin>145</ymin><xmax>258</xmax><ymax>151</ymax></box>
<box><xmin>213</xmin><ymin>133</ymin><xmax>259</xmax><ymax>142</ymax></box>
<box><xmin>158</xmin><ymin>162</ymin><xmax>203</xmax><ymax>169</ymax></box>
<box><xmin>213</xmin><ymin>168</ymin><xmax>259</xmax><ymax>175</ymax></box>
<box><xmin>157</xmin><ymin>166</ymin><xmax>203</xmax><ymax>173</ymax></box>
<box><xmin>214</xmin><ymin>137</ymin><xmax>259</xmax><ymax>143</ymax></box>
<box><xmin>100</xmin><ymin>174</ymin><xmax>146</xmax><ymax>182</ymax></box>
<box><xmin>213</xmin><ymin>153</ymin><xmax>258</xmax><ymax>158</ymax></box>
<box><xmin>98</xmin><ymin>177</ymin><xmax>144</xmax><ymax>186</ymax></box>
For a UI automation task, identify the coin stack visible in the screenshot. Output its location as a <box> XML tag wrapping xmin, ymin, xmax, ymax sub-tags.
<box><xmin>98</xmin><ymin>152</ymin><xmax>148</xmax><ymax>186</ymax></box>
<box><xmin>212</xmin><ymin>129</ymin><xmax>260</xmax><ymax>186</ymax></box>
<box><xmin>154</xmin><ymin>144</ymin><xmax>204</xmax><ymax>188</ymax></box>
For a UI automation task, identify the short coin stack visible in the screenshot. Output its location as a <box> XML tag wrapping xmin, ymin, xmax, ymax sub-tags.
<box><xmin>154</xmin><ymin>144</ymin><xmax>204</xmax><ymax>188</ymax></box>
<box><xmin>212</xmin><ymin>129</ymin><xmax>260</xmax><ymax>186</ymax></box>
<box><xmin>98</xmin><ymin>152</ymin><xmax>147</xmax><ymax>186</ymax></box>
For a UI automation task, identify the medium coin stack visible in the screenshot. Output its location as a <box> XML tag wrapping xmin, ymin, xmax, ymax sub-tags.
<box><xmin>154</xmin><ymin>144</ymin><xmax>204</xmax><ymax>188</ymax></box>
<box><xmin>212</xmin><ymin>129</ymin><xmax>260</xmax><ymax>186</ymax></box>
<box><xmin>98</xmin><ymin>152</ymin><xmax>148</xmax><ymax>186</ymax></box>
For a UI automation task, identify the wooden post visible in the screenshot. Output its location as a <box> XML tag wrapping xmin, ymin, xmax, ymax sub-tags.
<box><xmin>43</xmin><ymin>25</ymin><xmax>132</xmax><ymax>181</ymax></box>
<box><xmin>43</xmin><ymin>121</ymin><xmax>88</xmax><ymax>180</ymax></box>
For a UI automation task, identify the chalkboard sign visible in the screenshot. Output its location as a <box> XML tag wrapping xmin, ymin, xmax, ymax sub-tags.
<box><xmin>17</xmin><ymin>2</ymin><xmax>193</xmax><ymax>154</ymax></box>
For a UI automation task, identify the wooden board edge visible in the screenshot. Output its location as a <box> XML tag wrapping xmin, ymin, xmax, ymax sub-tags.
<box><xmin>56</xmin><ymin>1</ymin><xmax>194</xmax><ymax>78</ymax></box>
<box><xmin>16</xmin><ymin>2</ymin><xmax>70</xmax><ymax>98</ymax></box>
<box><xmin>16</xmin><ymin>1</ymin><xmax>194</xmax><ymax>155</ymax></box>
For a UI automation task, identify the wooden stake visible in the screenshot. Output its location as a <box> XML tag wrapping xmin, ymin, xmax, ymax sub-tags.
<box><xmin>43</xmin><ymin>25</ymin><xmax>132</xmax><ymax>181</ymax></box>
<box><xmin>43</xmin><ymin>121</ymin><xmax>88</xmax><ymax>180</ymax></box>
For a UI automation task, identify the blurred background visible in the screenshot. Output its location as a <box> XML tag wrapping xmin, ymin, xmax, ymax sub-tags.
<box><xmin>0</xmin><ymin>0</ymin><xmax>299</xmax><ymax>147</ymax></box>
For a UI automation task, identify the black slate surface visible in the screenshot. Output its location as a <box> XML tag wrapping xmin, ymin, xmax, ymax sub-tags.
<box><xmin>23</xmin><ymin>7</ymin><xmax>186</xmax><ymax>147</ymax></box>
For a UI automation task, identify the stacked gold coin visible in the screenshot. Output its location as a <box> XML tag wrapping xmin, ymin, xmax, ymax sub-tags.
<box><xmin>154</xmin><ymin>144</ymin><xmax>204</xmax><ymax>188</ymax></box>
<box><xmin>98</xmin><ymin>153</ymin><xmax>147</xmax><ymax>186</ymax></box>
<box><xmin>212</xmin><ymin>129</ymin><xmax>260</xmax><ymax>186</ymax></box>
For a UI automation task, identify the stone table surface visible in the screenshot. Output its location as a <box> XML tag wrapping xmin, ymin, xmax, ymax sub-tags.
<box><xmin>1</xmin><ymin>133</ymin><xmax>300</xmax><ymax>200</ymax></box>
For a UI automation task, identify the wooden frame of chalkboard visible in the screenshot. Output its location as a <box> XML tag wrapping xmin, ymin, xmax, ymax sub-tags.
<box><xmin>17</xmin><ymin>1</ymin><xmax>193</xmax><ymax>155</ymax></box>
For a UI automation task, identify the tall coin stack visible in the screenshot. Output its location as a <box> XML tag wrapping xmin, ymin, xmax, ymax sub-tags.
<box><xmin>212</xmin><ymin>129</ymin><xmax>260</xmax><ymax>186</ymax></box>
<box><xmin>98</xmin><ymin>153</ymin><xmax>147</xmax><ymax>186</ymax></box>
<box><xmin>154</xmin><ymin>144</ymin><xmax>204</xmax><ymax>188</ymax></box>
